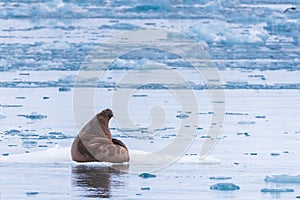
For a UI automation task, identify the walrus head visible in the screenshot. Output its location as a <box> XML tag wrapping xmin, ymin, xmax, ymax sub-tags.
<box><xmin>96</xmin><ymin>109</ymin><xmax>114</xmax><ymax>140</ymax></box>
<box><xmin>98</xmin><ymin>108</ymin><xmax>113</xmax><ymax>120</ymax></box>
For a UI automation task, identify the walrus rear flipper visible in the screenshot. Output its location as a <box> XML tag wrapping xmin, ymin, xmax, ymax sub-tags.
<box><xmin>87</xmin><ymin>138</ymin><xmax>130</xmax><ymax>163</ymax></box>
<box><xmin>112</xmin><ymin>138</ymin><xmax>128</xmax><ymax>149</ymax></box>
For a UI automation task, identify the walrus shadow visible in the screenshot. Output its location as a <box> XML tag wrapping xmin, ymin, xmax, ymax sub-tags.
<box><xmin>72</xmin><ymin>164</ymin><xmax>128</xmax><ymax>199</ymax></box>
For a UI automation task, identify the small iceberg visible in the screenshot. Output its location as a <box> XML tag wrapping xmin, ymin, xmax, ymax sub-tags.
<box><xmin>210</xmin><ymin>183</ymin><xmax>240</xmax><ymax>191</ymax></box>
<box><xmin>260</xmin><ymin>188</ymin><xmax>294</xmax><ymax>193</ymax></box>
<box><xmin>264</xmin><ymin>175</ymin><xmax>300</xmax><ymax>184</ymax></box>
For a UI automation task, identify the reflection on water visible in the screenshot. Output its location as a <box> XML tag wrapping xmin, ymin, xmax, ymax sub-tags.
<box><xmin>72</xmin><ymin>165</ymin><xmax>128</xmax><ymax>198</ymax></box>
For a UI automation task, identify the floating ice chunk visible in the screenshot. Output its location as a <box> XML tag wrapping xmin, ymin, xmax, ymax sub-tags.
<box><xmin>0</xmin><ymin>114</ymin><xmax>6</xmax><ymax>119</ymax></box>
<box><xmin>58</xmin><ymin>75</ymin><xmax>76</xmax><ymax>84</ymax></box>
<box><xmin>0</xmin><ymin>58</ymin><xmax>11</xmax><ymax>68</ymax></box>
<box><xmin>188</xmin><ymin>20</ymin><xmax>268</xmax><ymax>44</ymax></box>
<box><xmin>39</xmin><ymin>132</ymin><xmax>74</xmax><ymax>140</ymax></box>
<box><xmin>140</xmin><ymin>187</ymin><xmax>151</xmax><ymax>190</ymax></box>
<box><xmin>58</xmin><ymin>87</ymin><xmax>71</xmax><ymax>92</ymax></box>
<box><xmin>200</xmin><ymin>135</ymin><xmax>211</xmax><ymax>138</ymax></box>
<box><xmin>26</xmin><ymin>192</ymin><xmax>39</xmax><ymax>196</ymax></box>
<box><xmin>176</xmin><ymin>113</ymin><xmax>190</xmax><ymax>119</ymax></box>
<box><xmin>17</xmin><ymin>112</ymin><xmax>47</xmax><ymax>120</ymax></box>
<box><xmin>238</xmin><ymin>121</ymin><xmax>256</xmax><ymax>125</ymax></box>
<box><xmin>19</xmin><ymin>72</ymin><xmax>30</xmax><ymax>76</ymax></box>
<box><xmin>120</xmin><ymin>49</ymin><xmax>180</xmax><ymax>60</ymax></box>
<box><xmin>139</xmin><ymin>173</ymin><xmax>156</xmax><ymax>179</ymax></box>
<box><xmin>210</xmin><ymin>176</ymin><xmax>232</xmax><ymax>180</ymax></box>
<box><xmin>210</xmin><ymin>183</ymin><xmax>240</xmax><ymax>191</ymax></box>
<box><xmin>225</xmin><ymin>112</ymin><xmax>248</xmax><ymax>116</ymax></box>
<box><xmin>15</xmin><ymin>96</ymin><xmax>26</xmax><ymax>99</ymax></box>
<box><xmin>41</xmin><ymin>41</ymin><xmax>70</xmax><ymax>50</ymax></box>
<box><xmin>100</xmin><ymin>23</ymin><xmax>140</xmax><ymax>30</ymax></box>
<box><xmin>0</xmin><ymin>104</ymin><xmax>23</xmax><ymax>108</ymax></box>
<box><xmin>255</xmin><ymin>115</ymin><xmax>266</xmax><ymax>119</ymax></box>
<box><xmin>128</xmin><ymin>4</ymin><xmax>169</xmax><ymax>13</ymax></box>
<box><xmin>270</xmin><ymin>153</ymin><xmax>280</xmax><ymax>156</ymax></box>
<box><xmin>260</xmin><ymin>188</ymin><xmax>294</xmax><ymax>193</ymax></box>
<box><xmin>3</xmin><ymin>129</ymin><xmax>21</xmax><ymax>135</ymax></box>
<box><xmin>264</xmin><ymin>175</ymin><xmax>300</xmax><ymax>184</ymax></box>
<box><xmin>132</xmin><ymin>94</ymin><xmax>148</xmax><ymax>97</ymax></box>
<box><xmin>138</xmin><ymin>83</ymin><xmax>168</xmax><ymax>90</ymax></box>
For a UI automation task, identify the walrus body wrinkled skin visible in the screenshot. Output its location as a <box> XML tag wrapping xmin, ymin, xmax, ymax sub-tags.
<box><xmin>71</xmin><ymin>109</ymin><xmax>130</xmax><ymax>163</ymax></box>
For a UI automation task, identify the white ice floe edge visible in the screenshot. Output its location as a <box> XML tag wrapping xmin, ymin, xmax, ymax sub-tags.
<box><xmin>0</xmin><ymin>145</ymin><xmax>220</xmax><ymax>165</ymax></box>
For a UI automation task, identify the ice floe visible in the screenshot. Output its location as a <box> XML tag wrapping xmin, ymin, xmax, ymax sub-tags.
<box><xmin>260</xmin><ymin>188</ymin><xmax>294</xmax><ymax>193</ymax></box>
<box><xmin>264</xmin><ymin>175</ymin><xmax>300</xmax><ymax>184</ymax></box>
<box><xmin>210</xmin><ymin>176</ymin><xmax>232</xmax><ymax>180</ymax></box>
<box><xmin>17</xmin><ymin>112</ymin><xmax>47</xmax><ymax>120</ymax></box>
<box><xmin>139</xmin><ymin>173</ymin><xmax>157</xmax><ymax>179</ymax></box>
<box><xmin>0</xmin><ymin>145</ymin><xmax>72</xmax><ymax>163</ymax></box>
<box><xmin>210</xmin><ymin>183</ymin><xmax>240</xmax><ymax>191</ymax></box>
<box><xmin>0</xmin><ymin>146</ymin><xmax>221</xmax><ymax>166</ymax></box>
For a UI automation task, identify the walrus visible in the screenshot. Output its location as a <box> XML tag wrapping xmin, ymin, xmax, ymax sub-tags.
<box><xmin>71</xmin><ymin>109</ymin><xmax>130</xmax><ymax>163</ymax></box>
